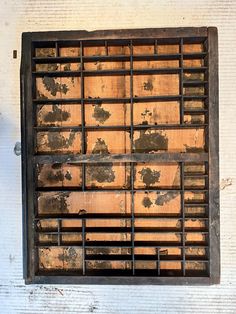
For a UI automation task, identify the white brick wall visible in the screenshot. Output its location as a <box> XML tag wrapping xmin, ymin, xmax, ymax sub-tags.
<box><xmin>0</xmin><ymin>0</ymin><xmax>236</xmax><ymax>313</ymax></box>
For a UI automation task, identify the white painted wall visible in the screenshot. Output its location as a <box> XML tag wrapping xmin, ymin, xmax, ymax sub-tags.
<box><xmin>0</xmin><ymin>0</ymin><xmax>236</xmax><ymax>313</ymax></box>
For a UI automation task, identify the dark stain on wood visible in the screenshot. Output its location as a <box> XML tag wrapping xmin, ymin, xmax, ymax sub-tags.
<box><xmin>87</xmin><ymin>163</ymin><xmax>115</xmax><ymax>183</ymax></box>
<box><xmin>51</xmin><ymin>163</ymin><xmax>63</xmax><ymax>169</ymax></box>
<box><xmin>65</xmin><ymin>171</ymin><xmax>72</xmax><ymax>180</ymax></box>
<box><xmin>141</xmin><ymin>109</ymin><xmax>153</xmax><ymax>125</ymax></box>
<box><xmin>142</xmin><ymin>196</ymin><xmax>153</xmax><ymax>208</ymax></box>
<box><xmin>47</xmin><ymin>132</ymin><xmax>76</xmax><ymax>150</ymax></box>
<box><xmin>184</xmin><ymin>86</ymin><xmax>204</xmax><ymax>96</ymax></box>
<box><xmin>42</xmin><ymin>77</ymin><xmax>69</xmax><ymax>96</ymax></box>
<box><xmin>92</xmin><ymin>104</ymin><xmax>111</xmax><ymax>124</ymax></box>
<box><xmin>58</xmin><ymin>248</ymin><xmax>78</xmax><ymax>266</ymax></box>
<box><xmin>184</xmin><ymin>144</ymin><xmax>204</xmax><ymax>153</ymax></box>
<box><xmin>183</xmin><ymin>72</ymin><xmax>204</xmax><ymax>81</ymax></box>
<box><xmin>143</xmin><ymin>79</ymin><xmax>153</xmax><ymax>91</ymax></box>
<box><xmin>134</xmin><ymin>131</ymin><xmax>168</xmax><ymax>153</ymax></box>
<box><xmin>155</xmin><ymin>191</ymin><xmax>178</xmax><ymax>205</ymax></box>
<box><xmin>92</xmin><ymin>138</ymin><xmax>110</xmax><ymax>154</ymax></box>
<box><xmin>37</xmin><ymin>90</ymin><xmax>49</xmax><ymax>99</ymax></box>
<box><xmin>43</xmin><ymin>105</ymin><xmax>71</xmax><ymax>124</ymax></box>
<box><xmin>63</xmin><ymin>63</ymin><xmax>71</xmax><ymax>71</ymax></box>
<box><xmin>36</xmin><ymin>47</ymin><xmax>55</xmax><ymax>57</ymax></box>
<box><xmin>159</xmin><ymin>249</ymin><xmax>168</xmax><ymax>255</ymax></box>
<box><xmin>190</xmin><ymin>115</ymin><xmax>203</xmax><ymax>124</ymax></box>
<box><xmin>40</xmin><ymin>192</ymin><xmax>70</xmax><ymax>213</ymax></box>
<box><xmin>46</xmin><ymin>170</ymin><xmax>64</xmax><ymax>183</ymax></box>
<box><xmin>138</xmin><ymin>167</ymin><xmax>161</xmax><ymax>187</ymax></box>
<box><xmin>37</xmin><ymin>63</ymin><xmax>59</xmax><ymax>72</ymax></box>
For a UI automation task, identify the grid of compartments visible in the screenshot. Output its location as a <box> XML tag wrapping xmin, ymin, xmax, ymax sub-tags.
<box><xmin>32</xmin><ymin>37</ymin><xmax>209</xmax><ymax>277</ymax></box>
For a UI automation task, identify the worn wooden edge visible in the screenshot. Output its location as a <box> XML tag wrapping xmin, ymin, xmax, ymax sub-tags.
<box><xmin>20</xmin><ymin>34</ymin><xmax>27</xmax><ymax>280</ymax></box>
<box><xmin>22</xmin><ymin>27</ymin><xmax>207</xmax><ymax>42</ymax></box>
<box><xmin>208</xmin><ymin>27</ymin><xmax>220</xmax><ymax>284</ymax></box>
<box><xmin>21</xmin><ymin>27</ymin><xmax>218</xmax><ymax>285</ymax></box>
<box><xmin>21</xmin><ymin>32</ymin><xmax>35</xmax><ymax>283</ymax></box>
<box><xmin>27</xmin><ymin>275</ymin><xmax>212</xmax><ymax>285</ymax></box>
<box><xmin>34</xmin><ymin>153</ymin><xmax>209</xmax><ymax>164</ymax></box>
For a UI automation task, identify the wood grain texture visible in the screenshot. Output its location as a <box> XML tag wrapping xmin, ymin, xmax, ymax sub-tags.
<box><xmin>0</xmin><ymin>0</ymin><xmax>236</xmax><ymax>313</ymax></box>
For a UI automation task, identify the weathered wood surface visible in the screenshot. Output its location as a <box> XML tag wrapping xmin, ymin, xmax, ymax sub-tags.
<box><xmin>0</xmin><ymin>0</ymin><xmax>235</xmax><ymax>312</ymax></box>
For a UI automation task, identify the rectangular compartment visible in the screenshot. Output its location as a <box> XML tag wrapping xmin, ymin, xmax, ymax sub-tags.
<box><xmin>36</xmin><ymin>76</ymin><xmax>81</xmax><ymax>99</ymax></box>
<box><xmin>37</xmin><ymin>163</ymin><xmax>82</xmax><ymax>187</ymax></box>
<box><xmin>36</xmin><ymin>131</ymin><xmax>82</xmax><ymax>153</ymax></box>
<box><xmin>36</xmin><ymin>104</ymin><xmax>81</xmax><ymax>127</ymax></box>
<box><xmin>133</xmin><ymin>74</ymin><xmax>179</xmax><ymax>97</ymax></box>
<box><xmin>133</xmin><ymin>129</ymin><xmax>205</xmax><ymax>153</ymax></box>
<box><xmin>84</xmin><ymin>75</ymin><xmax>130</xmax><ymax>99</ymax></box>
<box><xmin>133</xmin><ymin>101</ymin><xmax>180</xmax><ymax>125</ymax></box>
<box><xmin>86</xmin><ymin>131</ymin><xmax>130</xmax><ymax>154</ymax></box>
<box><xmin>85</xmin><ymin>103</ymin><xmax>130</xmax><ymax>126</ymax></box>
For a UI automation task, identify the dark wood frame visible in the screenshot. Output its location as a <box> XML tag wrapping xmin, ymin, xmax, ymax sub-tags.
<box><xmin>21</xmin><ymin>27</ymin><xmax>219</xmax><ymax>285</ymax></box>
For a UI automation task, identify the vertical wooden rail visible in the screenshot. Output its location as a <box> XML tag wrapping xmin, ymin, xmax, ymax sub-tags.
<box><xmin>181</xmin><ymin>162</ymin><xmax>186</xmax><ymax>276</ymax></box>
<box><xmin>130</xmin><ymin>40</ymin><xmax>135</xmax><ymax>275</ymax></box>
<box><xmin>82</xmin><ymin>218</ymin><xmax>86</xmax><ymax>275</ymax></box>
<box><xmin>80</xmin><ymin>41</ymin><xmax>86</xmax><ymax>191</ymax></box>
<box><xmin>208</xmin><ymin>27</ymin><xmax>220</xmax><ymax>284</ymax></box>
<box><xmin>80</xmin><ymin>41</ymin><xmax>86</xmax><ymax>275</ymax></box>
<box><xmin>180</xmin><ymin>38</ymin><xmax>184</xmax><ymax>125</ymax></box>
<box><xmin>57</xmin><ymin>219</ymin><xmax>61</xmax><ymax>246</ymax></box>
